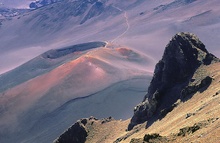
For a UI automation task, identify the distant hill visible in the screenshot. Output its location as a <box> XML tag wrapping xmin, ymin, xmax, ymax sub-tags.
<box><xmin>1</xmin><ymin>0</ymin><xmax>220</xmax><ymax>74</ymax></box>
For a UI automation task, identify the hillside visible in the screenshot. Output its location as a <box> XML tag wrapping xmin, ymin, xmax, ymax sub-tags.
<box><xmin>0</xmin><ymin>42</ymin><xmax>153</xmax><ymax>143</ymax></box>
<box><xmin>54</xmin><ymin>32</ymin><xmax>220</xmax><ymax>143</ymax></box>
<box><xmin>0</xmin><ymin>1</ymin><xmax>220</xmax><ymax>143</ymax></box>
<box><xmin>1</xmin><ymin>0</ymin><xmax>220</xmax><ymax>74</ymax></box>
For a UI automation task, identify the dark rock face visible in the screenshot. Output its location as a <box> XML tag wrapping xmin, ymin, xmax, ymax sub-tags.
<box><xmin>181</xmin><ymin>76</ymin><xmax>213</xmax><ymax>98</ymax></box>
<box><xmin>54</xmin><ymin>117</ymin><xmax>114</xmax><ymax>143</ymax></box>
<box><xmin>143</xmin><ymin>133</ymin><xmax>162</xmax><ymax>142</ymax></box>
<box><xmin>128</xmin><ymin>32</ymin><xmax>220</xmax><ymax>130</ymax></box>
<box><xmin>54</xmin><ymin>118</ymin><xmax>89</xmax><ymax>143</ymax></box>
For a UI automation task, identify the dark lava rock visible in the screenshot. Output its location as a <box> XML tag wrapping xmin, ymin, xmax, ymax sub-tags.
<box><xmin>101</xmin><ymin>116</ymin><xmax>114</xmax><ymax>124</ymax></box>
<box><xmin>54</xmin><ymin>119</ymin><xmax>88</xmax><ymax>143</ymax></box>
<box><xmin>159</xmin><ymin>102</ymin><xmax>178</xmax><ymax>119</ymax></box>
<box><xmin>181</xmin><ymin>76</ymin><xmax>213</xmax><ymax>98</ymax></box>
<box><xmin>128</xmin><ymin>32</ymin><xmax>220</xmax><ymax>130</ymax></box>
<box><xmin>177</xmin><ymin>124</ymin><xmax>201</xmax><ymax>137</ymax></box>
<box><xmin>130</xmin><ymin>133</ymin><xmax>167</xmax><ymax>143</ymax></box>
<box><xmin>54</xmin><ymin>116</ymin><xmax>113</xmax><ymax>143</ymax></box>
<box><xmin>144</xmin><ymin>133</ymin><xmax>162</xmax><ymax>142</ymax></box>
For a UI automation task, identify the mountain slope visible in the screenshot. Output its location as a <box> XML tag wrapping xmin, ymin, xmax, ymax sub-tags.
<box><xmin>1</xmin><ymin>0</ymin><xmax>220</xmax><ymax>74</ymax></box>
<box><xmin>0</xmin><ymin>42</ymin><xmax>153</xmax><ymax>143</ymax></box>
<box><xmin>54</xmin><ymin>33</ymin><xmax>220</xmax><ymax>143</ymax></box>
<box><xmin>0</xmin><ymin>0</ymin><xmax>31</xmax><ymax>8</ymax></box>
<box><xmin>0</xmin><ymin>0</ymin><xmax>141</xmax><ymax>73</ymax></box>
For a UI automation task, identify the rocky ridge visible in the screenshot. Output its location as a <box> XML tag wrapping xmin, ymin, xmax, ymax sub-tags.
<box><xmin>128</xmin><ymin>32</ymin><xmax>220</xmax><ymax>130</ymax></box>
<box><xmin>54</xmin><ymin>117</ymin><xmax>114</xmax><ymax>143</ymax></box>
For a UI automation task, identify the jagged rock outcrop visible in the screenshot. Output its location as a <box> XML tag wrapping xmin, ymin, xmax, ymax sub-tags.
<box><xmin>128</xmin><ymin>32</ymin><xmax>220</xmax><ymax>130</ymax></box>
<box><xmin>54</xmin><ymin>117</ymin><xmax>114</xmax><ymax>143</ymax></box>
<box><xmin>54</xmin><ymin>121</ymin><xmax>87</xmax><ymax>143</ymax></box>
<box><xmin>54</xmin><ymin>117</ymin><xmax>94</xmax><ymax>143</ymax></box>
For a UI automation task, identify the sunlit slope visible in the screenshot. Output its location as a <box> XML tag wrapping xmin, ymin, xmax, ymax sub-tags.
<box><xmin>64</xmin><ymin>63</ymin><xmax>220</xmax><ymax>143</ymax></box>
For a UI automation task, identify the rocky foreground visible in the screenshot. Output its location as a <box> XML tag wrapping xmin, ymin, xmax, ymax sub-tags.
<box><xmin>54</xmin><ymin>32</ymin><xmax>220</xmax><ymax>143</ymax></box>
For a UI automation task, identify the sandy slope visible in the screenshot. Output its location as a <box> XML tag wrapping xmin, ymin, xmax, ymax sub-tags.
<box><xmin>0</xmin><ymin>44</ymin><xmax>153</xmax><ymax>143</ymax></box>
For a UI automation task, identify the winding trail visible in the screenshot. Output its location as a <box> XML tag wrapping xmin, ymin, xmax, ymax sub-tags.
<box><xmin>111</xmin><ymin>6</ymin><xmax>130</xmax><ymax>43</ymax></box>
